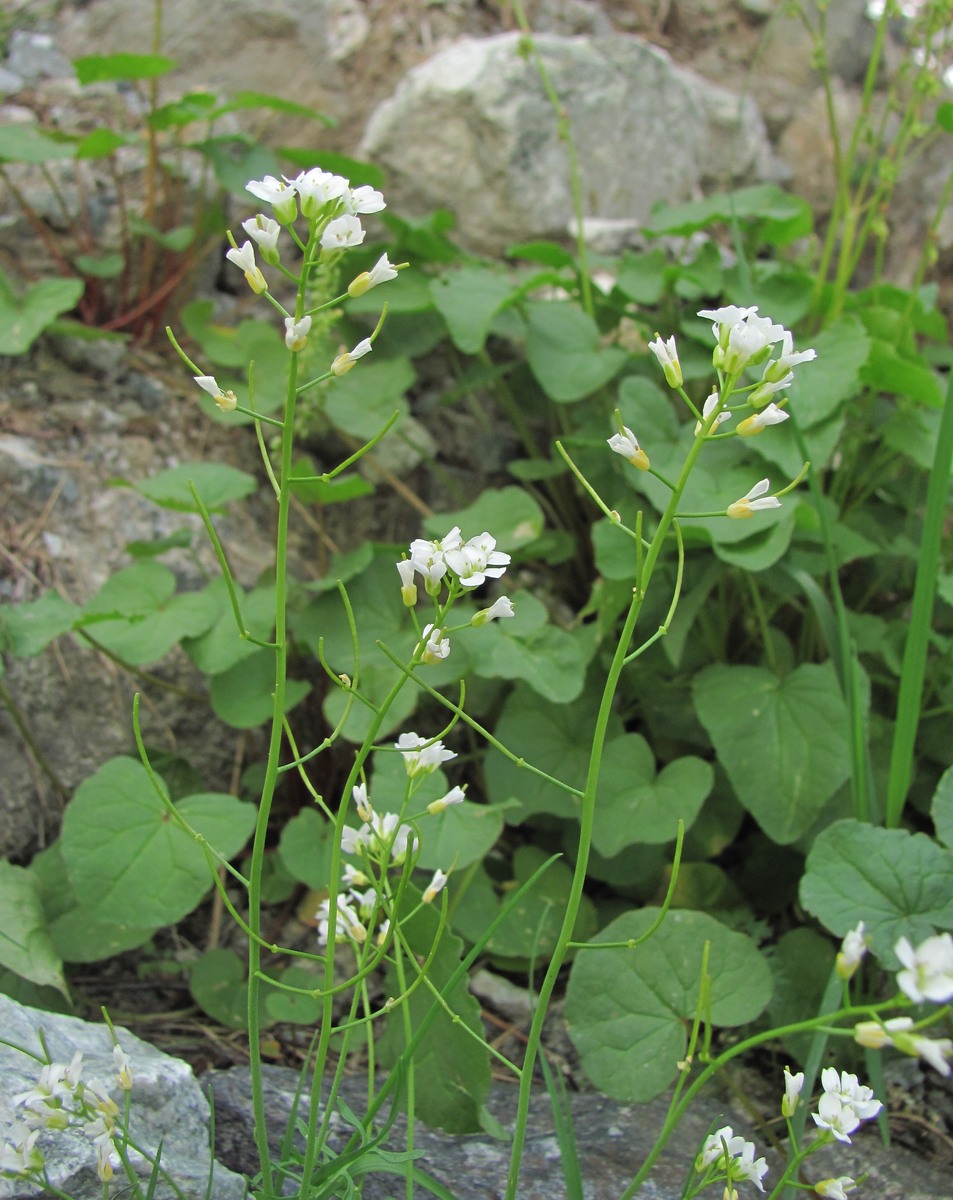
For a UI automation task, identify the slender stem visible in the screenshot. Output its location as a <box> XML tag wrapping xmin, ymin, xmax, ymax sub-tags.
<box><xmin>505</xmin><ymin>426</ymin><xmax>710</xmax><ymax>1199</ymax></box>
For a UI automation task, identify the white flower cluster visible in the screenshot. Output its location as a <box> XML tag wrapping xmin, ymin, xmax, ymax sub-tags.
<box><xmin>193</xmin><ymin>165</ymin><xmax>399</xmax><ymax>411</ymax></box>
<box><xmin>1</xmin><ymin>1046</ymin><xmax>132</xmax><ymax>1183</ymax></box>
<box><xmin>317</xmin><ymin>736</ymin><xmax>463</xmax><ymax>947</ymax></box>
<box><xmin>614</xmin><ymin>306</ymin><xmax>816</xmax><ymax>520</ymax></box>
<box><xmin>694</xmin><ymin>1125</ymin><xmax>768</xmax><ymax>1194</ymax></box>
<box><xmin>840</xmin><ymin>925</ymin><xmax>953</xmax><ymax>1076</ymax></box>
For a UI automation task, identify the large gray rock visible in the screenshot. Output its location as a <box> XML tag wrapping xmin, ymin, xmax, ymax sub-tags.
<box><xmin>0</xmin><ymin>995</ymin><xmax>246</xmax><ymax>1200</ymax></box>
<box><xmin>361</xmin><ymin>32</ymin><xmax>778</xmax><ymax>253</ymax></box>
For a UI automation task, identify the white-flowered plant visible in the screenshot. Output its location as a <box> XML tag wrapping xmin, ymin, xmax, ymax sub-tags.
<box><xmin>811</xmin><ymin>1069</ymin><xmax>882</xmax><ymax>1144</ymax></box>
<box><xmin>836</xmin><ymin>922</ymin><xmax>868</xmax><ymax>979</ymax></box>
<box><xmin>895</xmin><ymin>932</ymin><xmax>953</xmax><ymax>1003</ymax></box>
<box><xmin>694</xmin><ymin>1125</ymin><xmax>768</xmax><ymax>1194</ymax></box>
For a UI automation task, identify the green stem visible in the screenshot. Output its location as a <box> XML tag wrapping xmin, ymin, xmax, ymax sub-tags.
<box><xmin>505</xmin><ymin>424</ymin><xmax>711</xmax><ymax>1199</ymax></box>
<box><xmin>245</xmin><ymin>347</ymin><xmax>298</xmax><ymax>1195</ymax></box>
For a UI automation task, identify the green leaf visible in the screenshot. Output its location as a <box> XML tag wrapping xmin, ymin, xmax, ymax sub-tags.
<box><xmin>0</xmin><ymin>126</ymin><xmax>76</xmax><ymax>164</ymax></box>
<box><xmin>1</xmin><ymin>591</ymin><xmax>80</xmax><ymax>656</ymax></box>
<box><xmin>377</xmin><ymin>897</ymin><xmax>490</xmax><ymax>1133</ymax></box>
<box><xmin>193</xmin><ymin>135</ymin><xmax>283</xmax><ymax>199</ymax></box>
<box><xmin>485</xmin><ymin>684</ymin><xmax>624</xmax><ymax>823</ymax></box>
<box><xmin>74</xmin><ymin>252</ymin><xmax>125</xmax><ymax>279</ymax></box>
<box><xmin>0</xmin><ymin>274</ymin><xmax>85</xmax><ymax>355</ymax></box>
<box><xmin>60</xmin><ymin>757</ymin><xmax>256</xmax><ymax>928</ymax></box>
<box><xmin>932</xmin><ymin>766</ymin><xmax>953</xmax><ymax>850</ymax></box>
<box><xmin>566</xmin><ymin>908</ymin><xmax>772</xmax><ymax>1102</ymax></box>
<box><xmin>0</xmin><ymin>861</ymin><xmax>67</xmax><ymax>995</ymax></box>
<box><xmin>645</xmin><ymin>184</ymin><xmax>812</xmax><ymax>245</ymax></box>
<box><xmin>693</xmin><ymin>662</ymin><xmax>850</xmax><ymax>843</ymax></box>
<box><xmin>800</xmin><ymin>818</ymin><xmax>953</xmax><ymax>964</ymax></box>
<box><xmin>82</xmin><ymin>587</ymin><xmax>221</xmax><ymax>666</ymax></box>
<box><xmin>75</xmin><ymin>129</ymin><xmax>128</xmax><ymax>158</ymax></box>
<box><xmin>322</xmin><ymin>357</ymin><xmax>415</xmax><ymax>441</ymax></box>
<box><xmin>125</xmin><ymin>528</ymin><xmax>194</xmax><ymax>558</ymax></box>
<box><xmin>591</xmin><ymin>735</ymin><xmax>714</xmax><ymax>854</ymax></box>
<box><xmin>32</xmin><ymin>844</ymin><xmax>155</xmax><ymax>963</ymax></box>
<box><xmin>861</xmin><ymin>336</ymin><xmax>944</xmax><ymax>406</ymax></box>
<box><xmin>182</xmin><ymin>580</ymin><xmax>274</xmax><ymax>674</ymax></box>
<box><xmin>430</xmin><ymin>266</ymin><xmax>515</xmax><ymax>354</ymax></box>
<box><xmin>265</xmin><ymin>965</ymin><xmax>322</xmax><ymax>1024</ymax></box>
<box><xmin>209</xmin><ymin>648</ymin><xmax>310</xmax><ymax>729</ymax></box>
<box><xmin>127</xmin><ymin>216</ymin><xmax>195</xmax><ymax>252</ymax></box>
<box><xmin>132</xmin><ymin>462</ymin><xmax>257</xmax><ymax>511</ymax></box>
<box><xmin>190</xmin><ymin>947</ymin><xmax>249</xmax><ymax>1027</ymax></box>
<box><xmin>277</xmin><ymin>808</ymin><xmax>335</xmax><ymax>889</ymax></box>
<box><xmin>767</xmin><ymin>927</ymin><xmax>836</xmax><ymax>1062</ymax></box>
<box><xmin>225</xmin><ymin>91</ymin><xmax>334</xmax><ymax>125</ymax></box>
<box><xmin>73</xmin><ymin>53</ymin><xmax>177</xmax><ymax>84</ymax></box>
<box><xmin>614</xmin><ymin>249</ymin><xmax>669</xmax><ymax>305</ymax></box>
<box><xmin>422</xmin><ymin>486</ymin><xmax>545</xmax><ymax>551</ymax></box>
<box><xmin>81</xmin><ymin>561</ymin><xmax>177</xmax><ymax>619</ymax></box>
<box><xmin>148</xmin><ymin>92</ymin><xmax>218</xmax><ymax>130</ymax></box>
<box><xmin>525</xmin><ymin>303</ymin><xmax>627</xmax><ymax>402</ymax></box>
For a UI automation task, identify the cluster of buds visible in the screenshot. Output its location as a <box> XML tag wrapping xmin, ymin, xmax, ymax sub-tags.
<box><xmin>2</xmin><ymin>1045</ymin><xmax>133</xmax><ymax>1184</ymax></box>
<box><xmin>191</xmin><ymin>166</ymin><xmax>402</xmax><ymax>413</ymax></box>
<box><xmin>613</xmin><ymin>306</ymin><xmax>816</xmax><ymax>521</ymax></box>
<box><xmin>317</xmin><ymin>737</ymin><xmax>463</xmax><ymax>948</ymax></box>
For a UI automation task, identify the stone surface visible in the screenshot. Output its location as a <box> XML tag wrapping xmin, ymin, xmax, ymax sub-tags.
<box><xmin>361</xmin><ymin>32</ymin><xmax>777</xmax><ymax>253</ymax></box>
<box><xmin>206</xmin><ymin>1063</ymin><xmax>953</xmax><ymax>1199</ymax></box>
<box><xmin>0</xmin><ymin>995</ymin><xmax>245</xmax><ymax>1200</ymax></box>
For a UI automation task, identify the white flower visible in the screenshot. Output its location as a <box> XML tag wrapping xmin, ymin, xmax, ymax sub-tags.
<box><xmin>895</xmin><ymin>933</ymin><xmax>953</xmax><ymax>1003</ymax></box>
<box><xmin>815</xmin><ymin>1177</ymin><xmax>857</xmax><ymax>1199</ymax></box>
<box><xmin>0</xmin><ymin>1121</ymin><xmax>43</xmax><ymax>1175</ymax></box>
<box><xmin>284</xmin><ymin>315</ymin><xmax>312</xmax><ymax>352</ymax></box>
<box><xmin>352</xmin><ymin>782</ymin><xmax>373</xmax><ymax>821</ymax></box>
<box><xmin>726</xmin><ymin>478</ymin><xmax>781</xmax><ymax>519</ymax></box>
<box><xmin>444</xmin><ymin>532</ymin><xmax>511</xmax><ymax>588</ymax></box>
<box><xmin>812</xmin><ymin>1069</ymin><xmax>882</xmax><ymax>1142</ymax></box>
<box><xmin>418</xmin><ymin>623</ymin><xmax>450</xmax><ymax>663</ymax></box>
<box><xmin>423</xmin><ymin>868</ymin><xmax>449</xmax><ymax>903</ymax></box>
<box><xmin>348</xmin><ymin>253</ymin><xmax>399</xmax><ymax>296</ymax></box>
<box><xmin>647</xmin><ymin>333</ymin><xmax>682</xmax><ymax>388</ymax></box>
<box><xmin>698</xmin><ymin>305</ymin><xmax>760</xmax><ymax>347</ymax></box>
<box><xmin>763</xmin><ymin>330</ymin><xmax>817</xmax><ymax>383</ymax></box>
<box><xmin>737</xmin><ymin>402</ymin><xmax>790</xmax><ymax>437</ymax></box>
<box><xmin>396</xmin><ymin>559</ymin><xmax>418</xmax><ymax>606</ymax></box>
<box><xmin>836</xmin><ymin>922</ymin><xmax>868</xmax><ymax>980</ymax></box>
<box><xmin>782</xmin><ymin>1066</ymin><xmax>804</xmax><ymax>1118</ymax></box>
<box><xmin>346</xmin><ymin>184</ymin><xmax>386</xmax><ymax>214</ymax></box>
<box><xmin>472</xmin><ymin>595</ymin><xmax>515</xmax><ymax>625</ymax></box>
<box><xmin>245</xmin><ymin>174</ymin><xmax>297</xmax><ymax>223</ymax></box>
<box><xmin>14</xmin><ymin>1056</ymin><xmax>81</xmax><ymax>1108</ymax></box>
<box><xmin>316</xmin><ymin>897</ymin><xmax>366</xmax><ymax>946</ymax></box>
<box><xmin>897</xmin><ymin>1033</ymin><xmax>953</xmax><ymax>1076</ymax></box>
<box><xmin>695</xmin><ymin>1127</ymin><xmax>767</xmax><ymax>1192</ymax></box>
<box><xmin>395</xmin><ymin>732</ymin><xmax>457</xmax><ymax>777</ymax></box>
<box><xmin>408</xmin><ymin>527</ymin><xmax>463</xmax><ymax>592</ymax></box>
<box><xmin>112</xmin><ymin>1045</ymin><xmax>132</xmax><ymax>1092</ymax></box>
<box><xmin>292</xmin><ymin>168</ymin><xmax>349</xmax><ymax>218</ymax></box>
<box><xmin>722</xmin><ymin>314</ymin><xmax>786</xmax><ymax>375</ymax></box>
<box><xmin>366</xmin><ymin>811</ymin><xmax>417</xmax><ymax>863</ymax></box>
<box><xmin>321</xmin><ymin>214</ymin><xmax>365</xmax><ymax>251</ymax></box>
<box><xmin>194</xmin><ymin>374</ymin><xmax>238</xmax><ymax>412</ymax></box>
<box><xmin>853</xmin><ymin>1016</ymin><xmax>914</xmax><ymax>1049</ymax></box>
<box><xmin>225</xmin><ymin>240</ymin><xmax>268</xmax><ymax>294</ymax></box>
<box><xmin>427</xmin><ymin>785</ymin><xmax>466</xmax><ymax>814</ymax></box>
<box><xmin>241</xmin><ymin>214</ymin><xmax>281</xmax><ymax>262</ymax></box>
<box><xmin>331</xmin><ymin>337</ymin><xmax>373</xmax><ymax>376</ymax></box>
<box><xmin>341</xmin><ymin>862</ymin><xmax>369</xmax><ymax>888</ymax></box>
<box><xmin>694</xmin><ymin>391</ymin><xmax>732</xmax><ymax>436</ymax></box>
<box><xmin>746</xmin><ymin>373</ymin><xmax>793</xmax><ymax>409</ymax></box>
<box><xmin>607</xmin><ymin>425</ymin><xmax>650</xmax><ymax>471</ymax></box>
<box><xmin>340</xmin><ymin>824</ymin><xmax>368</xmax><ymax>855</ymax></box>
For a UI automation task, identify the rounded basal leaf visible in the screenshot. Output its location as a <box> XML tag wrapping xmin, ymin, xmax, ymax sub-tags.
<box><xmin>693</xmin><ymin>662</ymin><xmax>850</xmax><ymax>844</ymax></box>
<box><xmin>430</xmin><ymin>265</ymin><xmax>515</xmax><ymax>353</ymax></box>
<box><xmin>931</xmin><ymin>766</ymin><xmax>953</xmax><ymax>850</ymax></box>
<box><xmin>470</xmin><ymin>620</ymin><xmax>591</xmax><ymax>704</ymax></box>
<box><xmin>800</xmin><ymin>818</ymin><xmax>953</xmax><ymax>965</ymax></box>
<box><xmin>83</xmin><ymin>587</ymin><xmax>221</xmax><ymax>666</ymax></box>
<box><xmin>80</xmin><ymin>561</ymin><xmax>176</xmax><ymax>619</ymax></box>
<box><xmin>484</xmin><ymin>684</ymin><xmax>623</xmax><ymax>824</ymax></box>
<box><xmin>277</xmin><ymin>808</ymin><xmax>336</xmax><ymax>890</ymax></box>
<box><xmin>265</xmin><ymin>966</ymin><xmax>322</xmax><ymax>1024</ymax></box>
<box><xmin>592</xmin><ymin>734</ymin><xmax>713</xmax><ymax>854</ymax></box>
<box><xmin>422</xmin><ymin>486</ymin><xmax>544</xmax><ymax>551</ymax></box>
<box><xmin>133</xmin><ymin>463</ymin><xmax>257</xmax><ymax>511</ymax></box>
<box><xmin>209</xmin><ymin>648</ymin><xmax>311</xmax><ymax>729</ymax></box>
<box><xmin>1</xmin><ymin>592</ymin><xmax>80</xmax><ymax>657</ymax></box>
<box><xmin>323</xmin><ymin>358</ymin><xmax>414</xmax><ymax>440</ymax></box>
<box><xmin>190</xmin><ymin>948</ymin><xmax>249</xmax><ymax>1028</ymax></box>
<box><xmin>526</xmin><ymin>302</ymin><xmax>627</xmax><ymax>402</ymax></box>
<box><xmin>0</xmin><ymin>862</ymin><xmax>67</xmax><ymax>995</ymax></box>
<box><xmin>61</xmin><ymin>757</ymin><xmax>256</xmax><ymax>928</ymax></box>
<box><xmin>183</xmin><ymin>580</ymin><xmax>275</xmax><ymax>675</ymax></box>
<box><xmin>566</xmin><ymin>908</ymin><xmax>771</xmax><ymax>1102</ymax></box>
